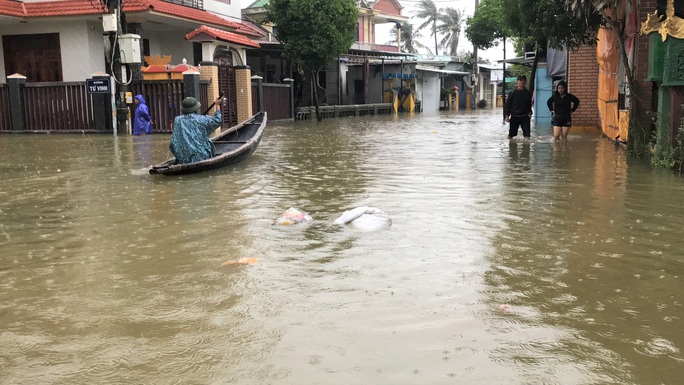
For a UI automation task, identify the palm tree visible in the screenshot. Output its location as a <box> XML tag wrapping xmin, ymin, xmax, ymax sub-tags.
<box><xmin>413</xmin><ymin>0</ymin><xmax>440</xmax><ymax>54</ymax></box>
<box><xmin>436</xmin><ymin>7</ymin><xmax>465</xmax><ymax>57</ymax></box>
<box><xmin>388</xmin><ymin>21</ymin><xmax>432</xmax><ymax>54</ymax></box>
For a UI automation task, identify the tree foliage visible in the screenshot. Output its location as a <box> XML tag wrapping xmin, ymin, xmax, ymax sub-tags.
<box><xmin>266</xmin><ymin>0</ymin><xmax>357</xmax><ymax>121</ymax></box>
<box><xmin>389</xmin><ymin>21</ymin><xmax>432</xmax><ymax>54</ymax></box>
<box><xmin>266</xmin><ymin>0</ymin><xmax>358</xmax><ymax>72</ymax></box>
<box><xmin>436</xmin><ymin>8</ymin><xmax>466</xmax><ymax>56</ymax></box>
<box><xmin>466</xmin><ymin>0</ymin><xmax>601</xmax><ymax>93</ymax></box>
<box><xmin>465</xmin><ymin>0</ymin><xmax>507</xmax><ymax>50</ymax></box>
<box><xmin>567</xmin><ymin>0</ymin><xmax>650</xmax><ymax>158</ymax></box>
<box><xmin>414</xmin><ymin>0</ymin><xmax>441</xmax><ymax>54</ymax></box>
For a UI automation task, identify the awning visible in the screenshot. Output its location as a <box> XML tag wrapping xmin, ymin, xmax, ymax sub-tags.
<box><xmin>415</xmin><ymin>64</ymin><xmax>469</xmax><ymax>75</ymax></box>
<box><xmin>497</xmin><ymin>57</ymin><xmax>535</xmax><ymax>66</ymax></box>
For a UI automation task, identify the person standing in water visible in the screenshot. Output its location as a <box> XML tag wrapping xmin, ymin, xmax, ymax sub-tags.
<box><xmin>546</xmin><ymin>80</ymin><xmax>580</xmax><ymax>142</ymax></box>
<box><xmin>504</xmin><ymin>75</ymin><xmax>533</xmax><ymax>140</ymax></box>
<box><xmin>133</xmin><ymin>94</ymin><xmax>152</xmax><ymax>135</ymax></box>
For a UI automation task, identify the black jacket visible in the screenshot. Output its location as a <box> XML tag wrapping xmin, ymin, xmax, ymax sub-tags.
<box><xmin>546</xmin><ymin>93</ymin><xmax>580</xmax><ymax>115</ymax></box>
<box><xmin>504</xmin><ymin>88</ymin><xmax>533</xmax><ymax>118</ymax></box>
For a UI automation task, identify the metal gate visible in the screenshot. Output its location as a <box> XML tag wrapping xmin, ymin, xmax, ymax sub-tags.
<box><xmin>215</xmin><ymin>49</ymin><xmax>238</xmax><ymax>128</ymax></box>
<box><xmin>217</xmin><ymin>66</ymin><xmax>238</xmax><ymax>128</ymax></box>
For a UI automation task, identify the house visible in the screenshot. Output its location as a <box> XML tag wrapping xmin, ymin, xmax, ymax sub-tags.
<box><xmin>0</xmin><ymin>0</ymin><xmax>268</xmax><ymax>131</ymax></box>
<box><xmin>476</xmin><ymin>63</ymin><xmax>504</xmax><ymax>108</ymax></box>
<box><xmin>242</xmin><ymin>0</ymin><xmax>422</xmax><ymax>109</ymax></box>
<box><xmin>0</xmin><ymin>0</ymin><xmax>262</xmax><ymax>82</ymax></box>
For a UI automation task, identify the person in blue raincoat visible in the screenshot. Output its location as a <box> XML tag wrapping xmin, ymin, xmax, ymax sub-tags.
<box><xmin>169</xmin><ymin>96</ymin><xmax>223</xmax><ymax>164</ymax></box>
<box><xmin>133</xmin><ymin>94</ymin><xmax>152</xmax><ymax>135</ymax></box>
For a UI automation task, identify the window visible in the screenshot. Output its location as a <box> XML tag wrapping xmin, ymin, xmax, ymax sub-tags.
<box><xmin>3</xmin><ymin>33</ymin><xmax>62</xmax><ymax>82</ymax></box>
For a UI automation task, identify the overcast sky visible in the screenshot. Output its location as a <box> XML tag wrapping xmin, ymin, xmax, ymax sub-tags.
<box><xmin>379</xmin><ymin>0</ymin><xmax>515</xmax><ymax>63</ymax></box>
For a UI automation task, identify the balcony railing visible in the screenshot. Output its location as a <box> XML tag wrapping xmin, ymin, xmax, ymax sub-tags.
<box><xmin>162</xmin><ymin>0</ymin><xmax>203</xmax><ymax>10</ymax></box>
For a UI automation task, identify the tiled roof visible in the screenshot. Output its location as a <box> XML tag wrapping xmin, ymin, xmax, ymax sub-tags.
<box><xmin>186</xmin><ymin>25</ymin><xmax>260</xmax><ymax>48</ymax></box>
<box><xmin>235</xmin><ymin>20</ymin><xmax>266</xmax><ymax>38</ymax></box>
<box><xmin>0</xmin><ymin>0</ymin><xmax>28</xmax><ymax>17</ymax></box>
<box><xmin>0</xmin><ymin>0</ymin><xmax>241</xmax><ymax>30</ymax></box>
<box><xmin>0</xmin><ymin>0</ymin><xmax>109</xmax><ymax>18</ymax></box>
<box><xmin>125</xmin><ymin>0</ymin><xmax>240</xmax><ymax>29</ymax></box>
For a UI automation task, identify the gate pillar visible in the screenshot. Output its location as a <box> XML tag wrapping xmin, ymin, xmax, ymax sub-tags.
<box><xmin>7</xmin><ymin>74</ymin><xmax>26</xmax><ymax>131</ymax></box>
<box><xmin>234</xmin><ymin>65</ymin><xmax>253</xmax><ymax>123</ymax></box>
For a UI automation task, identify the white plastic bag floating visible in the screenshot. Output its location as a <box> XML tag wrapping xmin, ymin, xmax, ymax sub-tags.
<box><xmin>334</xmin><ymin>206</ymin><xmax>391</xmax><ymax>231</ymax></box>
<box><xmin>275</xmin><ymin>207</ymin><xmax>314</xmax><ymax>226</ymax></box>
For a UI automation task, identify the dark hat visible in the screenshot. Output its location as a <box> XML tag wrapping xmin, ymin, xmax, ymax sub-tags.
<box><xmin>517</xmin><ymin>75</ymin><xmax>527</xmax><ymax>81</ymax></box>
<box><xmin>181</xmin><ymin>97</ymin><xmax>201</xmax><ymax>114</ymax></box>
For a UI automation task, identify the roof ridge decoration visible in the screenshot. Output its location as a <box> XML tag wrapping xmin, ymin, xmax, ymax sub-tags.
<box><xmin>640</xmin><ymin>0</ymin><xmax>684</xmax><ymax>41</ymax></box>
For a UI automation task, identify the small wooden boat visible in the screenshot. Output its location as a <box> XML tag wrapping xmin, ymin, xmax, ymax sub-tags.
<box><xmin>149</xmin><ymin>111</ymin><xmax>267</xmax><ymax>176</ymax></box>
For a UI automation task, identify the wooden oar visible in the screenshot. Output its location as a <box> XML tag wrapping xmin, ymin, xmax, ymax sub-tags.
<box><xmin>203</xmin><ymin>92</ymin><xmax>225</xmax><ymax>115</ymax></box>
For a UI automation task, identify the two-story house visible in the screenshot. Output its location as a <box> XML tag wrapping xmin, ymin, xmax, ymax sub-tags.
<box><xmin>0</xmin><ymin>0</ymin><xmax>264</xmax><ymax>83</ymax></box>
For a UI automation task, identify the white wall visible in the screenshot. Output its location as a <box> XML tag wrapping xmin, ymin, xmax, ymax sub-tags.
<box><xmin>0</xmin><ymin>20</ymin><xmax>106</xmax><ymax>82</ymax></box>
<box><xmin>144</xmin><ymin>30</ymin><xmax>194</xmax><ymax>66</ymax></box>
<box><xmin>87</xmin><ymin>21</ymin><xmax>106</xmax><ymax>75</ymax></box>
<box><xmin>204</xmin><ymin>0</ymin><xmax>242</xmax><ymax>23</ymax></box>
<box><xmin>418</xmin><ymin>71</ymin><xmax>440</xmax><ymax>113</ymax></box>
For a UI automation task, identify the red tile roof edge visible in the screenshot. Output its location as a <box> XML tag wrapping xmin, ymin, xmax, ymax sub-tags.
<box><xmin>234</xmin><ymin>20</ymin><xmax>266</xmax><ymax>38</ymax></box>
<box><xmin>0</xmin><ymin>0</ymin><xmax>240</xmax><ymax>32</ymax></box>
<box><xmin>186</xmin><ymin>25</ymin><xmax>260</xmax><ymax>48</ymax></box>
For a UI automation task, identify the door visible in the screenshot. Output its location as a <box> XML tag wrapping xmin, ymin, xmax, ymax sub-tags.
<box><xmin>2</xmin><ymin>33</ymin><xmax>63</xmax><ymax>82</ymax></box>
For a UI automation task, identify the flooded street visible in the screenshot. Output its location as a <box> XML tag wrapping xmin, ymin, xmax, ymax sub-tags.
<box><xmin>2</xmin><ymin>110</ymin><xmax>684</xmax><ymax>384</ymax></box>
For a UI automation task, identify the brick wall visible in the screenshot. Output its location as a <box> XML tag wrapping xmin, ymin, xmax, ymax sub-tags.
<box><xmin>568</xmin><ymin>45</ymin><xmax>599</xmax><ymax>129</ymax></box>
<box><xmin>200</xmin><ymin>64</ymin><xmax>219</xmax><ymax>112</ymax></box>
<box><xmin>235</xmin><ymin>66</ymin><xmax>253</xmax><ymax>122</ymax></box>
<box><xmin>199</xmin><ymin>64</ymin><xmax>220</xmax><ymax>135</ymax></box>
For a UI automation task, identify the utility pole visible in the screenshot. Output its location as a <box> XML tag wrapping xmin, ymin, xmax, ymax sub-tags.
<box><xmin>104</xmin><ymin>0</ymin><xmax>133</xmax><ymax>134</ymax></box>
<box><xmin>472</xmin><ymin>0</ymin><xmax>479</xmax><ymax>107</ymax></box>
<box><xmin>502</xmin><ymin>35</ymin><xmax>506</xmax><ymax>123</ymax></box>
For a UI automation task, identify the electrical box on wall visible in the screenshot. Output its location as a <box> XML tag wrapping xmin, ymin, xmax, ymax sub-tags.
<box><xmin>118</xmin><ymin>34</ymin><xmax>141</xmax><ymax>64</ymax></box>
<box><xmin>102</xmin><ymin>13</ymin><xmax>117</xmax><ymax>33</ymax></box>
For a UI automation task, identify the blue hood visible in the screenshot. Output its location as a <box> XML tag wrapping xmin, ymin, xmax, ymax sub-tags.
<box><xmin>135</xmin><ymin>94</ymin><xmax>146</xmax><ymax>104</ymax></box>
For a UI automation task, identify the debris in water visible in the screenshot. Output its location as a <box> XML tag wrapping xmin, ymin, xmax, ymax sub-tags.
<box><xmin>275</xmin><ymin>207</ymin><xmax>313</xmax><ymax>225</ymax></box>
<box><xmin>222</xmin><ymin>258</ymin><xmax>259</xmax><ymax>266</ymax></box>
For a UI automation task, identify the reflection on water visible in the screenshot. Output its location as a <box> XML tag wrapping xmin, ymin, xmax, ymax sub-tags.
<box><xmin>1</xmin><ymin>111</ymin><xmax>684</xmax><ymax>384</ymax></box>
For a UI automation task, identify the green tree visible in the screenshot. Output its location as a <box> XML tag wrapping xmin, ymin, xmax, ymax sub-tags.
<box><xmin>437</xmin><ymin>7</ymin><xmax>466</xmax><ymax>56</ymax></box>
<box><xmin>266</xmin><ymin>0</ymin><xmax>358</xmax><ymax>121</ymax></box>
<box><xmin>466</xmin><ymin>0</ymin><xmax>598</xmax><ymax>94</ymax></box>
<box><xmin>457</xmin><ymin>50</ymin><xmax>492</xmax><ymax>65</ymax></box>
<box><xmin>388</xmin><ymin>21</ymin><xmax>432</xmax><ymax>54</ymax></box>
<box><xmin>414</xmin><ymin>0</ymin><xmax>441</xmax><ymax>55</ymax></box>
<box><xmin>465</xmin><ymin>0</ymin><xmax>508</xmax><ymax>50</ymax></box>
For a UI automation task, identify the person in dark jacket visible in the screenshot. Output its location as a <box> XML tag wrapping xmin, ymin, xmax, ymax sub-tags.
<box><xmin>504</xmin><ymin>75</ymin><xmax>534</xmax><ymax>139</ymax></box>
<box><xmin>133</xmin><ymin>94</ymin><xmax>152</xmax><ymax>135</ymax></box>
<box><xmin>546</xmin><ymin>80</ymin><xmax>580</xmax><ymax>141</ymax></box>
